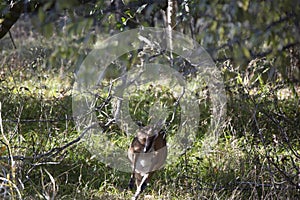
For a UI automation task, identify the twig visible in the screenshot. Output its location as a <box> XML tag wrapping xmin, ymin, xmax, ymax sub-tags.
<box><xmin>0</xmin><ymin>177</ymin><xmax>22</xmax><ymax>199</ymax></box>
<box><xmin>0</xmin><ymin>102</ymin><xmax>17</xmax><ymax>199</ymax></box>
<box><xmin>0</xmin><ymin>122</ymin><xmax>98</xmax><ymax>161</ymax></box>
<box><xmin>8</xmin><ymin>30</ymin><xmax>16</xmax><ymax>49</ymax></box>
<box><xmin>44</xmin><ymin>168</ymin><xmax>57</xmax><ymax>200</ymax></box>
<box><xmin>252</xmin><ymin>104</ymin><xmax>275</xmax><ymax>184</ymax></box>
<box><xmin>168</xmin><ymin>87</ymin><xmax>185</xmax><ymax>126</ymax></box>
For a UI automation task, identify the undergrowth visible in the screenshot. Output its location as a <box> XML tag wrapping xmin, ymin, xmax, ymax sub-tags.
<box><xmin>0</xmin><ymin>22</ymin><xmax>299</xmax><ymax>200</ymax></box>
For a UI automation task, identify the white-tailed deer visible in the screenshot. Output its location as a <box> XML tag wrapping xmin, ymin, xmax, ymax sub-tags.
<box><xmin>128</xmin><ymin>121</ymin><xmax>167</xmax><ymax>200</ymax></box>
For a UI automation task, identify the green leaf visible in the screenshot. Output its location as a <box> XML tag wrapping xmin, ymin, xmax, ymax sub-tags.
<box><xmin>242</xmin><ymin>46</ymin><xmax>251</xmax><ymax>59</ymax></box>
<box><xmin>121</xmin><ymin>17</ymin><xmax>127</xmax><ymax>24</ymax></box>
<box><xmin>42</xmin><ymin>24</ymin><xmax>53</xmax><ymax>38</ymax></box>
<box><xmin>38</xmin><ymin>8</ymin><xmax>45</xmax><ymax>23</ymax></box>
<box><xmin>211</xmin><ymin>21</ymin><xmax>218</xmax><ymax>31</ymax></box>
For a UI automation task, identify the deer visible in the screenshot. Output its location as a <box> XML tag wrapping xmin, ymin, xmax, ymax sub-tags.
<box><xmin>128</xmin><ymin>120</ymin><xmax>167</xmax><ymax>200</ymax></box>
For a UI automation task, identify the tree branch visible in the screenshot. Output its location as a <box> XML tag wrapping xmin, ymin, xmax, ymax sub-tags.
<box><xmin>0</xmin><ymin>0</ymin><xmax>42</xmax><ymax>39</ymax></box>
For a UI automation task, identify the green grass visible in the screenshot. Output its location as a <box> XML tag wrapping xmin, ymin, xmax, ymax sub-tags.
<box><xmin>0</xmin><ymin>23</ymin><xmax>299</xmax><ymax>200</ymax></box>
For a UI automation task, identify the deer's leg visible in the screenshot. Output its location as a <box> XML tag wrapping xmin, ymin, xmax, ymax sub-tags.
<box><xmin>133</xmin><ymin>173</ymin><xmax>149</xmax><ymax>200</ymax></box>
<box><xmin>129</xmin><ymin>173</ymin><xmax>135</xmax><ymax>189</ymax></box>
<box><xmin>129</xmin><ymin>154</ymin><xmax>137</xmax><ymax>189</ymax></box>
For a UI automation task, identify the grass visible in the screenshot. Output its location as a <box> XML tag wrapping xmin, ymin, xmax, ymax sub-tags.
<box><xmin>0</xmin><ymin>19</ymin><xmax>299</xmax><ymax>200</ymax></box>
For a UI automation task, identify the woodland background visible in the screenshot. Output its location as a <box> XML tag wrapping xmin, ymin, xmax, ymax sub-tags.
<box><xmin>0</xmin><ymin>0</ymin><xmax>299</xmax><ymax>199</ymax></box>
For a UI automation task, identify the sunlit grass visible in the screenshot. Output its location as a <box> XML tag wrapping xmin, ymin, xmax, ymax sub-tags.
<box><xmin>0</xmin><ymin>26</ymin><xmax>299</xmax><ymax>199</ymax></box>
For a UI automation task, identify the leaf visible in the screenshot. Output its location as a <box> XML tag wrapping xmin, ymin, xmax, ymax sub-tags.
<box><xmin>56</xmin><ymin>0</ymin><xmax>79</xmax><ymax>10</ymax></box>
<box><xmin>211</xmin><ymin>21</ymin><xmax>218</xmax><ymax>31</ymax></box>
<box><xmin>0</xmin><ymin>146</ymin><xmax>5</xmax><ymax>156</ymax></box>
<box><xmin>237</xmin><ymin>0</ymin><xmax>249</xmax><ymax>11</ymax></box>
<box><xmin>136</xmin><ymin>4</ymin><xmax>147</xmax><ymax>14</ymax></box>
<box><xmin>242</xmin><ymin>46</ymin><xmax>251</xmax><ymax>59</ymax></box>
<box><xmin>121</xmin><ymin>17</ymin><xmax>127</xmax><ymax>25</ymax></box>
<box><xmin>237</xmin><ymin>73</ymin><xmax>243</xmax><ymax>85</ymax></box>
<box><xmin>42</xmin><ymin>23</ymin><xmax>54</xmax><ymax>38</ymax></box>
<box><xmin>38</xmin><ymin>7</ymin><xmax>45</xmax><ymax>23</ymax></box>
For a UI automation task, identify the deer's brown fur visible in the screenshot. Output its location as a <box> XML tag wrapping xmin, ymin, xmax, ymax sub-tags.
<box><xmin>128</xmin><ymin>124</ymin><xmax>167</xmax><ymax>199</ymax></box>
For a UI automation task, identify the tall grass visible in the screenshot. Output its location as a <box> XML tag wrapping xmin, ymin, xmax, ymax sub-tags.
<box><xmin>0</xmin><ymin>19</ymin><xmax>299</xmax><ymax>199</ymax></box>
